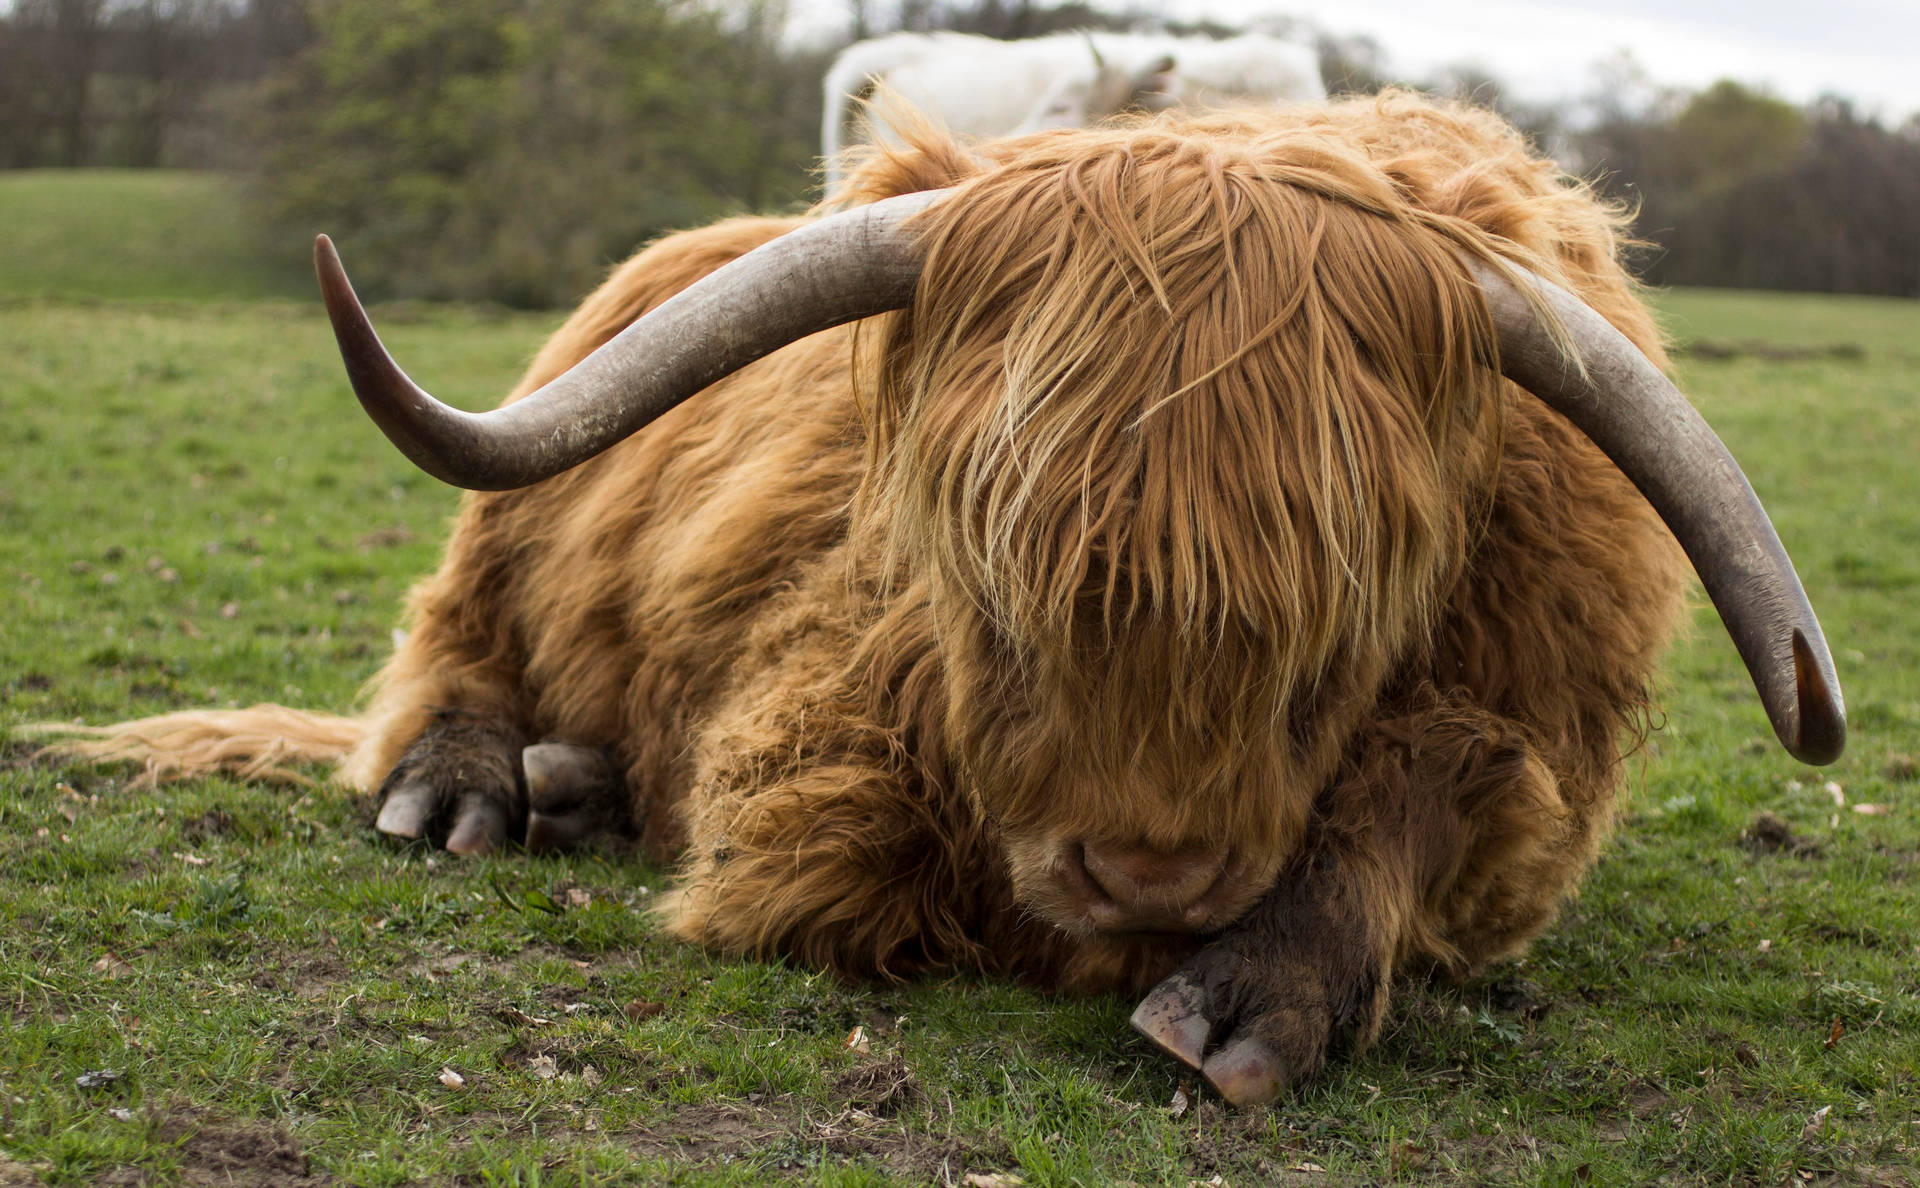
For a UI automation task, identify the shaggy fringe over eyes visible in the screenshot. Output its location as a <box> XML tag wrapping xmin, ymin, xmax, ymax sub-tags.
<box><xmin>834</xmin><ymin>91</ymin><xmax>1672</xmax><ymax>854</ymax></box>
<box><xmin>862</xmin><ymin>119</ymin><xmax>1515</xmax><ymax>745</ymax></box>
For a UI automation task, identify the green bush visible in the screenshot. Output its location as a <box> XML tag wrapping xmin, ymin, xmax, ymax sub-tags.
<box><xmin>249</xmin><ymin>0</ymin><xmax>823</xmax><ymax>307</ymax></box>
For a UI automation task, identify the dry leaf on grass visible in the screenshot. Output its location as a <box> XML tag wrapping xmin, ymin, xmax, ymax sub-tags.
<box><xmin>961</xmin><ymin>1175</ymin><xmax>1024</xmax><ymax>1188</ymax></box>
<box><xmin>1168</xmin><ymin>1083</ymin><xmax>1192</xmax><ymax>1118</ymax></box>
<box><xmin>1389</xmin><ymin>1141</ymin><xmax>1426</xmax><ymax>1173</ymax></box>
<box><xmin>438</xmin><ymin>1067</ymin><xmax>466</xmax><ymax>1090</ymax></box>
<box><xmin>528</xmin><ymin>1055</ymin><xmax>560</xmax><ymax>1080</ymax></box>
<box><xmin>1802</xmin><ymin>1104</ymin><xmax>1832</xmax><ymax>1140</ymax></box>
<box><xmin>1852</xmin><ymin>803</ymin><xmax>1890</xmax><ymax>816</ymax></box>
<box><xmin>1824</xmin><ymin>1019</ymin><xmax>1844</xmax><ymax>1050</ymax></box>
<box><xmin>494</xmin><ymin>1006</ymin><xmax>552</xmax><ymax>1027</ymax></box>
<box><xmin>93</xmin><ymin>952</ymin><xmax>133</xmax><ymax>977</ymax></box>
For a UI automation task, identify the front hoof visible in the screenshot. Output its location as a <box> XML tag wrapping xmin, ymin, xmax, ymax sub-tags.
<box><xmin>522</xmin><ymin>741</ymin><xmax>626</xmax><ymax>853</ymax></box>
<box><xmin>443</xmin><ymin>794</ymin><xmax>512</xmax><ymax>855</ymax></box>
<box><xmin>371</xmin><ymin>711</ymin><xmax>524</xmax><ymax>854</ymax></box>
<box><xmin>1129</xmin><ymin>972</ymin><xmax>1211</xmax><ymax>1069</ymax></box>
<box><xmin>374</xmin><ymin>777</ymin><xmax>438</xmax><ymax>839</ymax></box>
<box><xmin>1131</xmin><ymin>935</ymin><xmax>1378</xmax><ymax>1106</ymax></box>
<box><xmin>1200</xmin><ymin>1035</ymin><xmax>1287</xmax><ymax>1107</ymax></box>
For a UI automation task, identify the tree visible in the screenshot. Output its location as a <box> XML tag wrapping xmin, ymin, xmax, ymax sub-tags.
<box><xmin>249</xmin><ymin>0</ymin><xmax>822</xmax><ymax>306</ymax></box>
<box><xmin>1577</xmin><ymin>79</ymin><xmax>1920</xmax><ymax>296</ymax></box>
<box><xmin>0</xmin><ymin>0</ymin><xmax>108</xmax><ymax>166</ymax></box>
<box><xmin>100</xmin><ymin>0</ymin><xmax>228</xmax><ymax>166</ymax></box>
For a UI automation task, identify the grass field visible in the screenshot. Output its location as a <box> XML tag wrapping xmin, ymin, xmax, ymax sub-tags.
<box><xmin>0</xmin><ymin>170</ymin><xmax>309</xmax><ymax>304</ymax></box>
<box><xmin>1</xmin><ymin>172</ymin><xmax>1916</xmax><ymax>1186</ymax></box>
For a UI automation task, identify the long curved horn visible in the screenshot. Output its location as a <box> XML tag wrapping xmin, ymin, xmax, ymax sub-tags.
<box><xmin>314</xmin><ymin>188</ymin><xmax>950</xmax><ymax>491</ymax></box>
<box><xmin>1468</xmin><ymin>258</ymin><xmax>1845</xmax><ymax>766</ymax></box>
<box><xmin>317</xmin><ymin>189</ymin><xmax>1843</xmax><ymax>765</ymax></box>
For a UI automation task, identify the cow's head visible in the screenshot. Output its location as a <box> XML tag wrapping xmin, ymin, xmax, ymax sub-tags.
<box><xmin>1014</xmin><ymin>49</ymin><xmax>1177</xmax><ymax>134</ymax></box>
<box><xmin>857</xmin><ymin>131</ymin><xmax>1508</xmax><ymax>934</ymax></box>
<box><xmin>312</xmin><ymin>115</ymin><xmax>1844</xmax><ymax>938</ymax></box>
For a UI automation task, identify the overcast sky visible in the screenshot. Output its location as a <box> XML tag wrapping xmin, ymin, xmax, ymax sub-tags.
<box><xmin>792</xmin><ymin>0</ymin><xmax>1920</xmax><ymax>122</ymax></box>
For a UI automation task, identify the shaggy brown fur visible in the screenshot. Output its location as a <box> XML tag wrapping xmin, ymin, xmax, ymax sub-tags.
<box><xmin>53</xmin><ymin>92</ymin><xmax>1689</xmax><ymax>1091</ymax></box>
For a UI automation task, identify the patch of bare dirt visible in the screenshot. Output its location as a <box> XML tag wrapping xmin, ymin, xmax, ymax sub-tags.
<box><xmin>0</xmin><ymin>738</ymin><xmax>46</xmax><ymax>775</ymax></box>
<box><xmin>98</xmin><ymin>1109</ymin><xmax>331</xmax><ymax>1187</ymax></box>
<box><xmin>1741</xmin><ymin>811</ymin><xmax>1823</xmax><ymax>859</ymax></box>
<box><xmin>618</xmin><ymin>1102</ymin><xmax>792</xmax><ymax>1163</ymax></box>
<box><xmin>605</xmin><ymin>1096</ymin><xmax>1012</xmax><ymax>1183</ymax></box>
<box><xmin>494</xmin><ymin>1033</ymin><xmax>652</xmax><ymax>1081</ymax></box>
<box><xmin>1183</xmin><ymin>1101</ymin><xmax>1365</xmax><ymax>1185</ymax></box>
<box><xmin>242</xmin><ymin>946</ymin><xmax>353</xmax><ymax>1000</ymax></box>
<box><xmin>354</xmin><ymin>526</ymin><xmax>416</xmax><ymax>551</ymax></box>
<box><xmin>1596</xmin><ymin>1081</ymin><xmax>1672</xmax><ymax>1142</ymax></box>
<box><xmin>0</xmin><ymin>1153</ymin><xmax>46</xmax><ymax>1187</ymax></box>
<box><xmin>831</xmin><ymin>1055</ymin><xmax>922</xmax><ymax>1117</ymax></box>
<box><xmin>180</xmin><ymin>808</ymin><xmax>234</xmax><ymax>844</ymax></box>
<box><xmin>1478</xmin><ymin>977</ymin><xmax>1556</xmax><ymax>1024</ymax></box>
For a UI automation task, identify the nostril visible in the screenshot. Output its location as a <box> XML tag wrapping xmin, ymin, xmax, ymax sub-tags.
<box><xmin>1080</xmin><ymin>841</ymin><xmax>1228</xmax><ymax>907</ymax></box>
<box><xmin>1060</xmin><ymin>841</ymin><xmax>1116</xmax><ymax>909</ymax></box>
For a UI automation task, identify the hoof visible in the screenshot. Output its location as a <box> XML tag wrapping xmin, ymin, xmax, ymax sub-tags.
<box><xmin>443</xmin><ymin>797</ymin><xmax>510</xmax><ymax>855</ymax></box>
<box><xmin>1200</xmin><ymin>1035</ymin><xmax>1285</xmax><ymax>1107</ymax></box>
<box><xmin>521</xmin><ymin>742</ymin><xmax>622</xmax><ymax>854</ymax></box>
<box><xmin>1130</xmin><ymin>972</ymin><xmax>1211</xmax><ymax>1070</ymax></box>
<box><xmin>374</xmin><ymin>779</ymin><xmax>437</xmax><ymax>839</ymax></box>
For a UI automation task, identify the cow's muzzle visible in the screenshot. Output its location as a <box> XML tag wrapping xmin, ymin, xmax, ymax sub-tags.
<box><xmin>1058</xmin><ymin>840</ymin><xmax>1241</xmax><ymax>933</ymax></box>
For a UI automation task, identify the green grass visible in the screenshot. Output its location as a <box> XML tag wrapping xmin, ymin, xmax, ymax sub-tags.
<box><xmin>1657</xmin><ymin>286</ymin><xmax>1920</xmax><ymax>357</ymax></box>
<box><xmin>0</xmin><ymin>170</ymin><xmax>308</xmax><ymax>303</ymax></box>
<box><xmin>1</xmin><ymin>180</ymin><xmax>1917</xmax><ymax>1185</ymax></box>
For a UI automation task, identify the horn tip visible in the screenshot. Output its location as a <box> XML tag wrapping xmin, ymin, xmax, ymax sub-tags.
<box><xmin>313</xmin><ymin>235</ymin><xmax>365</xmax><ymax>331</ymax></box>
<box><xmin>1788</xmin><ymin>627</ymin><xmax>1846</xmax><ymax>766</ymax></box>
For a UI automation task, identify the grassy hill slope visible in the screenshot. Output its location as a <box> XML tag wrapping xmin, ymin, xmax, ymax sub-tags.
<box><xmin>0</xmin><ymin>170</ymin><xmax>309</xmax><ymax>303</ymax></box>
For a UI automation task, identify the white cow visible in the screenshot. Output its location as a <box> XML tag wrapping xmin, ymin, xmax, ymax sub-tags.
<box><xmin>821</xmin><ymin>31</ymin><xmax>1324</xmax><ymax>187</ymax></box>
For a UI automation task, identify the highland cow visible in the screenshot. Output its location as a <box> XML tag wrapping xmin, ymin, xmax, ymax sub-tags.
<box><xmin>820</xmin><ymin>31</ymin><xmax>1324</xmax><ymax>187</ymax></box>
<box><xmin>63</xmin><ymin>93</ymin><xmax>1844</xmax><ymax>1105</ymax></box>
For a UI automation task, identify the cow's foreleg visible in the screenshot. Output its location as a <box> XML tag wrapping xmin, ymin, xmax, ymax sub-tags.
<box><xmin>373</xmin><ymin>708</ymin><xmax>527</xmax><ymax>853</ymax></box>
<box><xmin>1131</xmin><ymin>831</ymin><xmax>1401</xmax><ymax>1105</ymax></box>
<box><xmin>520</xmin><ymin>741</ymin><xmax>628</xmax><ymax>852</ymax></box>
<box><xmin>376</xmin><ymin>725</ymin><xmax>629</xmax><ymax>855</ymax></box>
<box><xmin>1134</xmin><ymin>697</ymin><xmax>1583</xmax><ymax>1104</ymax></box>
<box><xmin>661</xmin><ymin>612</ymin><xmax>1018</xmax><ymax>980</ymax></box>
<box><xmin>666</xmin><ymin>753</ymin><xmax>995</xmax><ymax>979</ymax></box>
